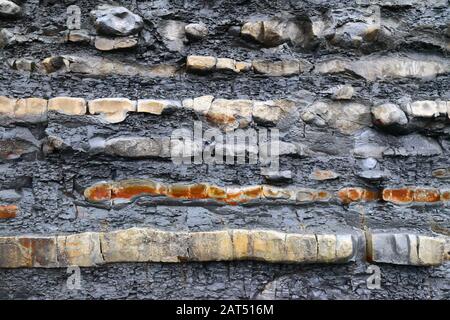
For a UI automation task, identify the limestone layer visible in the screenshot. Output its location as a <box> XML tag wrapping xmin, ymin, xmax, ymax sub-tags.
<box><xmin>0</xmin><ymin>228</ymin><xmax>447</xmax><ymax>268</ymax></box>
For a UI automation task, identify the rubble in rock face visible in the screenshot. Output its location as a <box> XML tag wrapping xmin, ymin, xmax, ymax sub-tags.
<box><xmin>0</xmin><ymin>0</ymin><xmax>21</xmax><ymax>17</ymax></box>
<box><xmin>301</xmin><ymin>101</ymin><xmax>372</xmax><ymax>134</ymax></box>
<box><xmin>330</xmin><ymin>85</ymin><xmax>354</xmax><ymax>100</ymax></box>
<box><xmin>0</xmin><ymin>29</ymin><xmax>15</xmax><ymax>48</ymax></box>
<box><xmin>371</xmin><ymin>103</ymin><xmax>409</xmax><ymax>127</ymax></box>
<box><xmin>90</xmin><ymin>5</ymin><xmax>144</xmax><ymax>36</ymax></box>
<box><xmin>327</xmin><ymin>7</ymin><xmax>382</xmax><ymax>49</ymax></box>
<box><xmin>185</xmin><ymin>23</ymin><xmax>208</xmax><ymax>41</ymax></box>
<box><xmin>240</xmin><ymin>18</ymin><xmax>315</xmax><ymax>49</ymax></box>
<box><xmin>0</xmin><ymin>127</ymin><xmax>40</xmax><ymax>160</ymax></box>
<box><xmin>309</xmin><ymin>169</ymin><xmax>340</xmax><ymax>181</ymax></box>
<box><xmin>405</xmin><ymin>100</ymin><xmax>449</xmax><ymax>118</ymax></box>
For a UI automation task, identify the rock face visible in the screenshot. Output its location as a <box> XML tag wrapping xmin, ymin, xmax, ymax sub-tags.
<box><xmin>330</xmin><ymin>85</ymin><xmax>354</xmax><ymax>100</ymax></box>
<box><xmin>1</xmin><ymin>0</ymin><xmax>449</xmax><ymax>300</ymax></box>
<box><xmin>91</xmin><ymin>6</ymin><xmax>144</xmax><ymax>36</ymax></box>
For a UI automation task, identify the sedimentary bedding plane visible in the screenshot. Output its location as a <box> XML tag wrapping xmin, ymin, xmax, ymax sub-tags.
<box><xmin>0</xmin><ymin>228</ymin><xmax>448</xmax><ymax>268</ymax></box>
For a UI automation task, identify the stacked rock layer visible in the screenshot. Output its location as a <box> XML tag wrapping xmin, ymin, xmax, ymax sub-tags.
<box><xmin>0</xmin><ymin>0</ymin><xmax>449</xmax><ymax>299</ymax></box>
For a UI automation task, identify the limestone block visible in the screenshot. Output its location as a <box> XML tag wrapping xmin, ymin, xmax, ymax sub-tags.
<box><xmin>48</xmin><ymin>97</ymin><xmax>86</xmax><ymax>115</ymax></box>
<box><xmin>88</xmin><ymin>98</ymin><xmax>136</xmax><ymax>123</ymax></box>
<box><xmin>189</xmin><ymin>230</ymin><xmax>233</xmax><ymax>261</ymax></box>
<box><xmin>57</xmin><ymin>232</ymin><xmax>103</xmax><ymax>267</ymax></box>
<box><xmin>15</xmin><ymin>98</ymin><xmax>48</xmax><ymax>123</ymax></box>
<box><xmin>137</xmin><ymin>99</ymin><xmax>180</xmax><ymax>115</ymax></box>
<box><xmin>186</xmin><ymin>55</ymin><xmax>217</xmax><ymax>72</ymax></box>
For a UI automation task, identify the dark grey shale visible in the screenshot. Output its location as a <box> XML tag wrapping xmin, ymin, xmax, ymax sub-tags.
<box><xmin>0</xmin><ymin>0</ymin><xmax>449</xmax><ymax>299</ymax></box>
<box><xmin>0</xmin><ymin>263</ymin><xmax>449</xmax><ymax>299</ymax></box>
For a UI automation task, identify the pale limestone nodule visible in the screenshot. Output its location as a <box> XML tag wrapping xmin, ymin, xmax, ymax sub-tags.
<box><xmin>48</xmin><ymin>97</ymin><xmax>87</xmax><ymax>116</ymax></box>
<box><xmin>88</xmin><ymin>98</ymin><xmax>136</xmax><ymax>123</ymax></box>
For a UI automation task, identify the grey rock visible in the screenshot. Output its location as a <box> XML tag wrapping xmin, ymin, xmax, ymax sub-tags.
<box><xmin>66</xmin><ymin>29</ymin><xmax>92</xmax><ymax>43</ymax></box>
<box><xmin>302</xmin><ymin>101</ymin><xmax>371</xmax><ymax>135</ymax></box>
<box><xmin>353</xmin><ymin>129</ymin><xmax>389</xmax><ymax>159</ymax></box>
<box><xmin>0</xmin><ymin>127</ymin><xmax>40</xmax><ymax>160</ymax></box>
<box><xmin>372</xmin><ymin>103</ymin><xmax>409</xmax><ymax>127</ymax></box>
<box><xmin>357</xmin><ymin>169</ymin><xmax>391</xmax><ymax>180</ymax></box>
<box><xmin>0</xmin><ymin>0</ymin><xmax>21</xmax><ymax>17</ymax></box>
<box><xmin>383</xmin><ymin>134</ymin><xmax>442</xmax><ymax>157</ymax></box>
<box><xmin>0</xmin><ymin>189</ymin><xmax>21</xmax><ymax>201</ymax></box>
<box><xmin>330</xmin><ymin>85</ymin><xmax>354</xmax><ymax>100</ymax></box>
<box><xmin>260</xmin><ymin>168</ymin><xmax>293</xmax><ymax>182</ymax></box>
<box><xmin>104</xmin><ymin>137</ymin><xmax>169</xmax><ymax>158</ymax></box>
<box><xmin>0</xmin><ymin>28</ymin><xmax>15</xmax><ymax>48</ymax></box>
<box><xmin>185</xmin><ymin>23</ymin><xmax>208</xmax><ymax>40</ymax></box>
<box><xmin>361</xmin><ymin>157</ymin><xmax>378</xmax><ymax>169</ymax></box>
<box><xmin>241</xmin><ymin>19</ymin><xmax>314</xmax><ymax>48</ymax></box>
<box><xmin>12</xmin><ymin>58</ymin><xmax>34</xmax><ymax>72</ymax></box>
<box><xmin>252</xmin><ymin>59</ymin><xmax>311</xmax><ymax>76</ymax></box>
<box><xmin>354</xmin><ymin>129</ymin><xmax>442</xmax><ymax>158</ymax></box>
<box><xmin>371</xmin><ymin>233</ymin><xmax>411</xmax><ymax>265</ymax></box>
<box><xmin>1</xmin><ymin>0</ymin><xmax>450</xmax><ymax>300</ymax></box>
<box><xmin>91</xmin><ymin>6</ymin><xmax>144</xmax><ymax>36</ymax></box>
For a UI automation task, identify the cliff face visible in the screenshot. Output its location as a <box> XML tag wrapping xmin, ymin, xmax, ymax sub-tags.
<box><xmin>0</xmin><ymin>0</ymin><xmax>449</xmax><ymax>299</ymax></box>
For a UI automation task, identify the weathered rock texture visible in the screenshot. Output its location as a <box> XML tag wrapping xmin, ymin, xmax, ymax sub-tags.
<box><xmin>0</xmin><ymin>0</ymin><xmax>449</xmax><ymax>300</ymax></box>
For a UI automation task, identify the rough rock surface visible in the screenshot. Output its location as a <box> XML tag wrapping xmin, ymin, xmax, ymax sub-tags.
<box><xmin>90</xmin><ymin>5</ymin><xmax>144</xmax><ymax>36</ymax></box>
<box><xmin>0</xmin><ymin>0</ymin><xmax>449</xmax><ymax>300</ymax></box>
<box><xmin>0</xmin><ymin>0</ymin><xmax>20</xmax><ymax>17</ymax></box>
